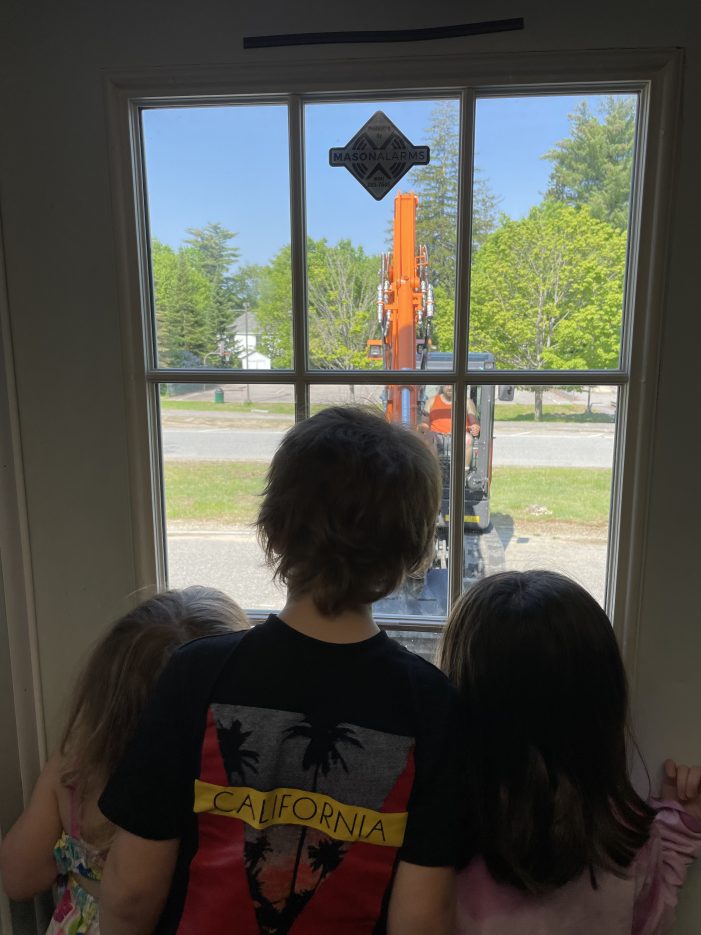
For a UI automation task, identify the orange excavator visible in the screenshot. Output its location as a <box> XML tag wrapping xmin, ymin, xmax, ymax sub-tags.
<box><xmin>370</xmin><ymin>190</ymin><xmax>506</xmax><ymax>621</ymax></box>
<box><xmin>367</xmin><ymin>191</ymin><xmax>434</xmax><ymax>425</ymax></box>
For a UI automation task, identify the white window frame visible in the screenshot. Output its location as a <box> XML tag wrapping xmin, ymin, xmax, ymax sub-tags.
<box><xmin>106</xmin><ymin>47</ymin><xmax>681</xmax><ymax>664</ymax></box>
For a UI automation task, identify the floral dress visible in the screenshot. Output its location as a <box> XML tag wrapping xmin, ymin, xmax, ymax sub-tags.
<box><xmin>47</xmin><ymin>789</ymin><xmax>107</xmax><ymax>935</ymax></box>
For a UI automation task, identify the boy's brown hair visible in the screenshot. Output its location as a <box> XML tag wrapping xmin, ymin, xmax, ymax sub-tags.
<box><xmin>256</xmin><ymin>405</ymin><xmax>441</xmax><ymax>615</ymax></box>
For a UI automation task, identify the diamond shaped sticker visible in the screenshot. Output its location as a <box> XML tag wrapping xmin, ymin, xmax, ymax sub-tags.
<box><xmin>329</xmin><ymin>111</ymin><xmax>430</xmax><ymax>201</ymax></box>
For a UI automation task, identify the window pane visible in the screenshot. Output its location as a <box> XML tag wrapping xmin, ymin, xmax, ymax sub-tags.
<box><xmin>142</xmin><ymin>104</ymin><xmax>292</xmax><ymax>370</ymax></box>
<box><xmin>468</xmin><ymin>93</ymin><xmax>638</xmax><ymax>373</ymax></box>
<box><xmin>458</xmin><ymin>384</ymin><xmax>618</xmax><ymax>606</ymax></box>
<box><xmin>304</xmin><ymin>98</ymin><xmax>460</xmax><ymax>371</ymax></box>
<box><xmin>161</xmin><ymin>382</ymin><xmax>292</xmax><ymax>609</ymax></box>
<box><xmin>383</xmin><ymin>629</ymin><xmax>441</xmax><ymax>663</ymax></box>
<box><xmin>310</xmin><ymin>383</ymin><xmax>452</xmax><ymax>618</ymax></box>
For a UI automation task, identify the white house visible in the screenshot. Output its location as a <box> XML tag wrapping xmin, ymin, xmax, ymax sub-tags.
<box><xmin>232</xmin><ymin>311</ymin><xmax>271</xmax><ymax>370</ymax></box>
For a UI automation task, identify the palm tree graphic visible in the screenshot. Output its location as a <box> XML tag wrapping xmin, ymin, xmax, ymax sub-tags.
<box><xmin>217</xmin><ymin>718</ymin><xmax>259</xmax><ymax>784</ymax></box>
<box><xmin>245</xmin><ymin>833</ymin><xmax>272</xmax><ymax>875</ymax></box>
<box><xmin>282</xmin><ymin>716</ymin><xmax>362</xmax><ymax>907</ymax></box>
<box><xmin>308</xmin><ymin>839</ymin><xmax>346</xmax><ymax>893</ymax></box>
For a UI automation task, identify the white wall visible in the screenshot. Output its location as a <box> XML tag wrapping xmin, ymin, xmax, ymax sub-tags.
<box><xmin>1</xmin><ymin>1</ymin><xmax>699</xmax><ymax>931</ymax></box>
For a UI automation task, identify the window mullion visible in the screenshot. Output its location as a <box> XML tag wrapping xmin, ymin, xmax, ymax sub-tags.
<box><xmin>288</xmin><ymin>94</ymin><xmax>310</xmax><ymax>422</ymax></box>
<box><xmin>447</xmin><ymin>88</ymin><xmax>476</xmax><ymax>610</ymax></box>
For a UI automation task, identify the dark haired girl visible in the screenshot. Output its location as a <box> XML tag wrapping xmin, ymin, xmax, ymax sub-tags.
<box><xmin>440</xmin><ymin>570</ymin><xmax>701</xmax><ymax>934</ymax></box>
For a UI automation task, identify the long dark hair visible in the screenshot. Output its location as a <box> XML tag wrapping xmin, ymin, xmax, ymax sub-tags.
<box><xmin>439</xmin><ymin>570</ymin><xmax>653</xmax><ymax>894</ymax></box>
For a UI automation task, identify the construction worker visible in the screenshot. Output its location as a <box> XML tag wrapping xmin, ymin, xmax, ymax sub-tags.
<box><xmin>421</xmin><ymin>385</ymin><xmax>480</xmax><ymax>461</ymax></box>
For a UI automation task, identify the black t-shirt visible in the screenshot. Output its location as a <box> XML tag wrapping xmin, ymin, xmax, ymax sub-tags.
<box><xmin>100</xmin><ymin>615</ymin><xmax>466</xmax><ymax>934</ymax></box>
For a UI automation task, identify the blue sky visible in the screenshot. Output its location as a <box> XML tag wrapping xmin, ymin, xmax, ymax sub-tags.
<box><xmin>141</xmin><ymin>93</ymin><xmax>634</xmax><ymax>267</ymax></box>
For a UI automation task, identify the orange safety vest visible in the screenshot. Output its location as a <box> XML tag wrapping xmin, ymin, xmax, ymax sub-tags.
<box><xmin>429</xmin><ymin>394</ymin><xmax>453</xmax><ymax>434</ymax></box>
<box><xmin>428</xmin><ymin>395</ymin><xmax>477</xmax><ymax>435</ymax></box>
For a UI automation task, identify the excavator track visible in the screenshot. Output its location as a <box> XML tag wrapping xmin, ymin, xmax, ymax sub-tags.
<box><xmin>376</xmin><ymin>524</ymin><xmax>505</xmax><ymax>620</ymax></box>
<box><xmin>381</xmin><ymin>527</ymin><xmax>504</xmax><ymax>661</ymax></box>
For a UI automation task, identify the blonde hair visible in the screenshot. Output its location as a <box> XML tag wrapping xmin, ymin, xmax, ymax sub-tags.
<box><xmin>60</xmin><ymin>586</ymin><xmax>247</xmax><ymax>832</ymax></box>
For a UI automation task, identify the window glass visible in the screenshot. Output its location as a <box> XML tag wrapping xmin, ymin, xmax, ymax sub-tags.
<box><xmin>141</xmin><ymin>105</ymin><xmax>292</xmax><ymax>370</ymax></box>
<box><xmin>311</xmin><ymin>383</ymin><xmax>452</xmax><ymax>617</ymax></box>
<box><xmin>160</xmin><ymin>382</ymin><xmax>289</xmax><ymax>608</ymax></box>
<box><xmin>468</xmin><ymin>94</ymin><xmax>638</xmax><ymax>372</ymax></box>
<box><xmin>464</xmin><ymin>384</ymin><xmax>618</xmax><ymax>605</ymax></box>
<box><xmin>304</xmin><ymin>98</ymin><xmax>460</xmax><ymax>371</ymax></box>
<box><xmin>139</xmin><ymin>84</ymin><xmax>641</xmax><ymax>625</ymax></box>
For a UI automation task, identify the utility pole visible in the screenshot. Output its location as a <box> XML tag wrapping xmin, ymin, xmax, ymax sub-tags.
<box><xmin>242</xmin><ymin>305</ymin><xmax>251</xmax><ymax>404</ymax></box>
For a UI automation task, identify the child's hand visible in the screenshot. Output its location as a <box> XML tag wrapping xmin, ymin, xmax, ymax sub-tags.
<box><xmin>661</xmin><ymin>759</ymin><xmax>701</xmax><ymax>821</ymax></box>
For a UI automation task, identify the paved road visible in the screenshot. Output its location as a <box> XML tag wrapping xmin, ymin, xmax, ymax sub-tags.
<box><xmin>162</xmin><ymin>424</ymin><xmax>615</xmax><ymax>468</ymax></box>
<box><xmin>167</xmin><ymin>525</ymin><xmax>607</xmax><ymax>614</ymax></box>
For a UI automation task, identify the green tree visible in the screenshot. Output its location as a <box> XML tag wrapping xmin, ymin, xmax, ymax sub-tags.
<box><xmin>253</xmin><ymin>238</ymin><xmax>380</xmax><ymax>371</ymax></box>
<box><xmin>151</xmin><ymin>238</ymin><xmax>214</xmax><ymax>366</ymax></box>
<box><xmin>543</xmin><ymin>97</ymin><xmax>637</xmax><ymax>230</ymax></box>
<box><xmin>469</xmin><ymin>202</ymin><xmax>626</xmax><ymax>419</ymax></box>
<box><xmin>254</xmin><ymin>244</ymin><xmax>294</xmax><ymax>368</ymax></box>
<box><xmin>410</xmin><ymin>100</ymin><xmax>500</xmax><ymax>351</ymax></box>
<box><xmin>185</xmin><ymin>222</ymin><xmax>241</xmax><ymax>358</ymax></box>
<box><xmin>430</xmin><ymin>283</ymin><xmax>454</xmax><ymax>352</ymax></box>
<box><xmin>230</xmin><ymin>262</ymin><xmax>264</xmax><ymax>311</ymax></box>
<box><xmin>307</xmin><ymin>239</ymin><xmax>379</xmax><ymax>371</ymax></box>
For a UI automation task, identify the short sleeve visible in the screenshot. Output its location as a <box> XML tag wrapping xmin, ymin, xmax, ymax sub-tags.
<box><xmin>98</xmin><ymin>648</ymin><xmax>198</xmax><ymax>840</ymax></box>
<box><xmin>398</xmin><ymin>672</ymin><xmax>467</xmax><ymax>867</ymax></box>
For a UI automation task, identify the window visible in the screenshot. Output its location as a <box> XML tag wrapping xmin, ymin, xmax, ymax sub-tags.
<box><xmin>112</xmin><ymin>52</ymin><xmax>676</xmax><ymax>655</ymax></box>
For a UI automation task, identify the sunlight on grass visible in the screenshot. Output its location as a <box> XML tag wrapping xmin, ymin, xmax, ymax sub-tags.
<box><xmin>164</xmin><ymin>461</ymin><xmax>612</xmax><ymax>528</ymax></box>
<box><xmin>493</xmin><ymin>403</ymin><xmax>614</xmax><ymax>423</ymax></box>
<box><xmin>491</xmin><ymin>466</ymin><xmax>612</xmax><ymax>526</ymax></box>
<box><xmin>164</xmin><ymin>461</ymin><xmax>269</xmax><ymax>526</ymax></box>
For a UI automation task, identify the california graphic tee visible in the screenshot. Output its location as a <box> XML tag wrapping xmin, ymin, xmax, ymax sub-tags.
<box><xmin>99</xmin><ymin>615</ymin><xmax>466</xmax><ymax>934</ymax></box>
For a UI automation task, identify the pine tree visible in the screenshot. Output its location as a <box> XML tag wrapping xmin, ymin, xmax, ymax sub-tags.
<box><xmin>184</xmin><ymin>222</ymin><xmax>241</xmax><ymax>357</ymax></box>
<box><xmin>543</xmin><ymin>96</ymin><xmax>637</xmax><ymax>230</ymax></box>
<box><xmin>411</xmin><ymin>101</ymin><xmax>500</xmax><ymax>294</ymax></box>
<box><xmin>151</xmin><ymin>239</ymin><xmax>214</xmax><ymax>366</ymax></box>
<box><xmin>409</xmin><ymin>101</ymin><xmax>500</xmax><ymax>351</ymax></box>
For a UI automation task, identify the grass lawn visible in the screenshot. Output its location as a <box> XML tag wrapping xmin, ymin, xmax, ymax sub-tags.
<box><xmin>165</xmin><ymin>461</ymin><xmax>612</xmax><ymax>529</ymax></box>
<box><xmin>165</xmin><ymin>461</ymin><xmax>268</xmax><ymax>525</ymax></box>
<box><xmin>161</xmin><ymin>399</ymin><xmax>325</xmax><ymax>416</ymax></box>
<box><xmin>491</xmin><ymin>466</ymin><xmax>611</xmax><ymax>527</ymax></box>
<box><xmin>493</xmin><ymin>403</ymin><xmax>614</xmax><ymax>423</ymax></box>
<box><xmin>162</xmin><ymin>399</ymin><xmax>613</xmax><ymax>424</ymax></box>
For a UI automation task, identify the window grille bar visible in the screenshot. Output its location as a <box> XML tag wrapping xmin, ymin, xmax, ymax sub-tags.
<box><xmin>146</xmin><ymin>368</ymin><xmax>630</xmax><ymax>386</ymax></box>
<box><xmin>288</xmin><ymin>95</ymin><xmax>310</xmax><ymax>422</ymax></box>
<box><xmin>447</xmin><ymin>89</ymin><xmax>476</xmax><ymax>609</ymax></box>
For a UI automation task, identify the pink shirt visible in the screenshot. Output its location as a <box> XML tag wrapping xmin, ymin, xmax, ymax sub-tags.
<box><xmin>457</xmin><ymin>801</ymin><xmax>701</xmax><ymax>935</ymax></box>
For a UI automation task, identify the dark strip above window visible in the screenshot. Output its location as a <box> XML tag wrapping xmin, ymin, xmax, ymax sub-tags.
<box><xmin>243</xmin><ymin>18</ymin><xmax>525</xmax><ymax>50</ymax></box>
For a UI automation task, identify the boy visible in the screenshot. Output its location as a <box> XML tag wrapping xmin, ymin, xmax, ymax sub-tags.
<box><xmin>99</xmin><ymin>406</ymin><xmax>465</xmax><ymax>934</ymax></box>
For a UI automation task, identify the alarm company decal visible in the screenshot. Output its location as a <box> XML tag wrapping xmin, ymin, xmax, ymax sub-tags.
<box><xmin>329</xmin><ymin>111</ymin><xmax>430</xmax><ymax>201</ymax></box>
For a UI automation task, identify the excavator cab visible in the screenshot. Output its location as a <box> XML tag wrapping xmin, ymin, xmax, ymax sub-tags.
<box><xmin>422</xmin><ymin>355</ymin><xmax>495</xmax><ymax>532</ymax></box>
<box><xmin>372</xmin><ymin>191</ymin><xmax>510</xmax><ymax>614</ymax></box>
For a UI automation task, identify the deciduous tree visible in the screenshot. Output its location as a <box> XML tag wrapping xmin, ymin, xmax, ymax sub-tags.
<box><xmin>253</xmin><ymin>238</ymin><xmax>380</xmax><ymax>372</ymax></box>
<box><xmin>307</xmin><ymin>239</ymin><xmax>379</xmax><ymax>371</ymax></box>
<box><xmin>469</xmin><ymin>202</ymin><xmax>626</xmax><ymax>419</ymax></box>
